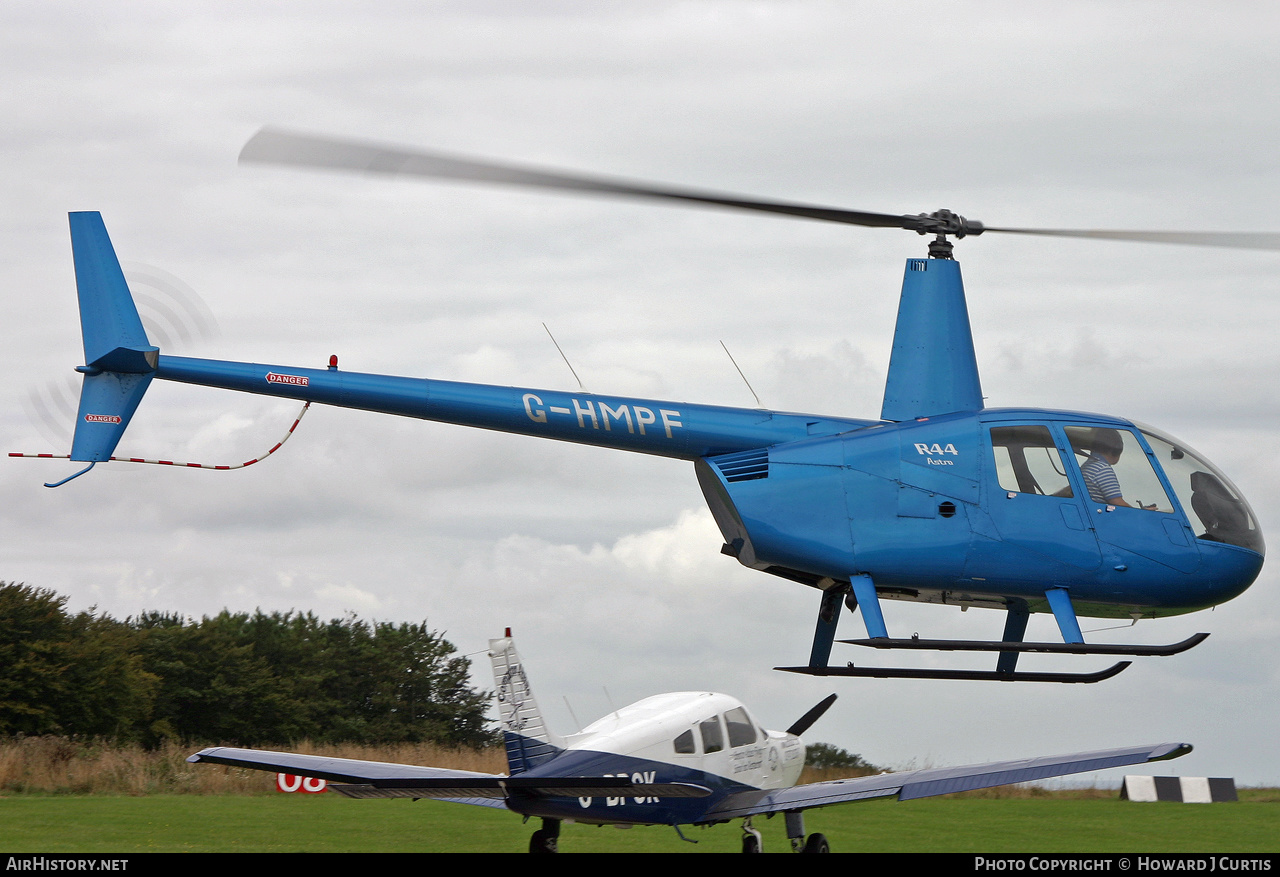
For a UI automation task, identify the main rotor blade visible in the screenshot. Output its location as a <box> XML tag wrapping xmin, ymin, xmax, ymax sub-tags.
<box><xmin>241</xmin><ymin>128</ymin><xmax>1280</xmax><ymax>250</ymax></box>
<box><xmin>240</xmin><ymin>127</ymin><xmax>910</xmax><ymax>229</ymax></box>
<box><xmin>983</xmin><ymin>226</ymin><xmax>1280</xmax><ymax>251</ymax></box>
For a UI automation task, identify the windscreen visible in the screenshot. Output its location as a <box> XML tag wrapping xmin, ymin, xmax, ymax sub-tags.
<box><xmin>1140</xmin><ymin>427</ymin><xmax>1263</xmax><ymax>553</ymax></box>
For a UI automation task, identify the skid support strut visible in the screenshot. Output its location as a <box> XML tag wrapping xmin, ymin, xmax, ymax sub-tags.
<box><xmin>997</xmin><ymin>599</ymin><xmax>1030</xmax><ymax>675</ymax></box>
<box><xmin>808</xmin><ymin>583</ymin><xmax>849</xmax><ymax>668</ymax></box>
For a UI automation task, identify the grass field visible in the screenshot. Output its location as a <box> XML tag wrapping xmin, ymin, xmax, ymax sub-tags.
<box><xmin>1</xmin><ymin>793</ymin><xmax>1276</xmax><ymax>853</ymax></box>
<box><xmin>2</xmin><ymin>741</ymin><xmax>1274</xmax><ymax>853</ymax></box>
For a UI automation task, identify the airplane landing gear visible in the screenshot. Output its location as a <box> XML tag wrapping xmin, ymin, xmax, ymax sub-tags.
<box><xmin>784</xmin><ymin>810</ymin><xmax>831</xmax><ymax>853</ymax></box>
<box><xmin>803</xmin><ymin>833</ymin><xmax>830</xmax><ymax>854</ymax></box>
<box><xmin>741</xmin><ymin>818</ymin><xmax>763</xmax><ymax>853</ymax></box>
<box><xmin>529</xmin><ymin>818</ymin><xmax>560</xmax><ymax>853</ymax></box>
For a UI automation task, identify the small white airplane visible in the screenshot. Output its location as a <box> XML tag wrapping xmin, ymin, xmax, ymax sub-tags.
<box><xmin>189</xmin><ymin>630</ymin><xmax>1192</xmax><ymax>853</ymax></box>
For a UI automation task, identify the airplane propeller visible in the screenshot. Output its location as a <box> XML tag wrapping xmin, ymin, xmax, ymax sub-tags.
<box><xmin>240</xmin><ymin>127</ymin><xmax>1280</xmax><ymax>251</ymax></box>
<box><xmin>786</xmin><ymin>693</ymin><xmax>838</xmax><ymax>737</ymax></box>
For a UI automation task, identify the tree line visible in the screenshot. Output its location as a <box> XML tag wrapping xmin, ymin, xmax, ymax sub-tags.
<box><xmin>0</xmin><ymin>582</ymin><xmax>493</xmax><ymax>748</ymax></box>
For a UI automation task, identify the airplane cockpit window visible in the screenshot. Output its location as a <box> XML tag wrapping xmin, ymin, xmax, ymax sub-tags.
<box><xmin>1064</xmin><ymin>426</ymin><xmax>1173</xmax><ymax>512</ymax></box>
<box><xmin>1139</xmin><ymin>427</ymin><xmax>1264</xmax><ymax>553</ymax></box>
<box><xmin>699</xmin><ymin>716</ymin><xmax>725</xmax><ymax>754</ymax></box>
<box><xmin>674</xmin><ymin>729</ymin><xmax>696</xmax><ymax>755</ymax></box>
<box><xmin>724</xmin><ymin>707</ymin><xmax>757</xmax><ymax>747</ymax></box>
<box><xmin>990</xmin><ymin>425</ymin><xmax>1073</xmax><ymax>497</ymax></box>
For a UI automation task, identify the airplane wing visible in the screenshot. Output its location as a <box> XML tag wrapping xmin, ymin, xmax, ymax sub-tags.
<box><xmin>188</xmin><ymin>746</ymin><xmax>710</xmax><ymax>805</ymax></box>
<box><xmin>700</xmin><ymin>741</ymin><xmax>1191</xmax><ymax>821</ymax></box>
<box><xmin>189</xmin><ymin>746</ymin><xmax>508</xmax><ymax>808</ymax></box>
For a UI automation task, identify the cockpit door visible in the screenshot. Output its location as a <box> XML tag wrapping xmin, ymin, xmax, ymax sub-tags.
<box><xmin>1061</xmin><ymin>424</ymin><xmax>1201</xmax><ymax>574</ymax></box>
<box><xmin>976</xmin><ymin>423</ymin><xmax>1102</xmax><ymax>582</ymax></box>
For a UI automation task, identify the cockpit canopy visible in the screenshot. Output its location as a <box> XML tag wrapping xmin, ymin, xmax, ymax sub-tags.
<box><xmin>991</xmin><ymin>420</ymin><xmax>1262</xmax><ymax>554</ymax></box>
<box><xmin>1133</xmin><ymin>424</ymin><xmax>1263</xmax><ymax>554</ymax></box>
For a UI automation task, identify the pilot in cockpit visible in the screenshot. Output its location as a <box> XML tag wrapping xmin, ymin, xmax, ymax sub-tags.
<box><xmin>1080</xmin><ymin>428</ymin><xmax>1155</xmax><ymax>510</ymax></box>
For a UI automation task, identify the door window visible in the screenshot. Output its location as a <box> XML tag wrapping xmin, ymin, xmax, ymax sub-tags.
<box><xmin>699</xmin><ymin>716</ymin><xmax>724</xmax><ymax>754</ymax></box>
<box><xmin>724</xmin><ymin>707</ymin><xmax>757</xmax><ymax>747</ymax></box>
<box><xmin>990</xmin><ymin>425</ymin><xmax>1074</xmax><ymax>497</ymax></box>
<box><xmin>1063</xmin><ymin>426</ymin><xmax>1173</xmax><ymax>512</ymax></box>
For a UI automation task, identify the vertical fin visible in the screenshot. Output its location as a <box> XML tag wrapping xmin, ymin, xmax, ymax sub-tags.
<box><xmin>880</xmin><ymin>257</ymin><xmax>983</xmax><ymax>421</ymax></box>
<box><xmin>62</xmin><ymin>213</ymin><xmax>158</xmax><ymax>468</ymax></box>
<box><xmin>489</xmin><ymin>630</ymin><xmax>563</xmax><ymax>774</ymax></box>
<box><xmin>70</xmin><ymin>212</ymin><xmax>158</xmax><ymax>373</ymax></box>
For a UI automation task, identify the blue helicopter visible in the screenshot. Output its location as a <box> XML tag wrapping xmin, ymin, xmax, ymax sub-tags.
<box><xmin>190</xmin><ymin>629</ymin><xmax>1192</xmax><ymax>853</ymax></box>
<box><xmin>34</xmin><ymin>128</ymin><xmax>1271</xmax><ymax>682</ymax></box>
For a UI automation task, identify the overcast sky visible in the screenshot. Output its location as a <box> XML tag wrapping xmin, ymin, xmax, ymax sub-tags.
<box><xmin>3</xmin><ymin>1</ymin><xmax>1279</xmax><ymax>790</ymax></box>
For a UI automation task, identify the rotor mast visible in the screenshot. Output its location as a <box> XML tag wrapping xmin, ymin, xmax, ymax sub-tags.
<box><xmin>879</xmin><ymin>211</ymin><xmax>985</xmax><ymax>421</ymax></box>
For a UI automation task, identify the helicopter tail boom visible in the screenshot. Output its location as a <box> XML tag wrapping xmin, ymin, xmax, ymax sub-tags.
<box><xmin>150</xmin><ymin>354</ymin><xmax>876</xmax><ymax>462</ymax></box>
<box><xmin>48</xmin><ymin>213</ymin><xmax>880</xmax><ymax>488</ymax></box>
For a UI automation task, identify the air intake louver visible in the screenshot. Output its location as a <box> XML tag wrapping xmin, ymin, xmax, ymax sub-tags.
<box><xmin>712</xmin><ymin>448</ymin><xmax>769</xmax><ymax>482</ymax></box>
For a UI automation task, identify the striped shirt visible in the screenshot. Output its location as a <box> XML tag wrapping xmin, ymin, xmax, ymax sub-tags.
<box><xmin>1081</xmin><ymin>455</ymin><xmax>1123</xmax><ymax>503</ymax></box>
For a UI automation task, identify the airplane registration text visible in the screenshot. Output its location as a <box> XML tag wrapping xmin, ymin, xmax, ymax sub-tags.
<box><xmin>579</xmin><ymin>771</ymin><xmax>660</xmax><ymax>807</ymax></box>
<box><xmin>523</xmin><ymin>393</ymin><xmax>683</xmax><ymax>438</ymax></box>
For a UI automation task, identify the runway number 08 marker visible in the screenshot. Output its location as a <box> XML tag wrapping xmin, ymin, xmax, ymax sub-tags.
<box><xmin>277</xmin><ymin>774</ymin><xmax>327</xmax><ymax>793</ymax></box>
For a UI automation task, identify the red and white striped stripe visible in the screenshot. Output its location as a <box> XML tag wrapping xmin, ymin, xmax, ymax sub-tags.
<box><xmin>10</xmin><ymin>402</ymin><xmax>311</xmax><ymax>471</ymax></box>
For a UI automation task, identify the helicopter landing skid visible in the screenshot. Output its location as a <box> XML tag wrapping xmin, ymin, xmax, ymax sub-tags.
<box><xmin>837</xmin><ymin>632</ymin><xmax>1209</xmax><ymax>657</ymax></box>
<box><xmin>775</xmin><ymin>662</ymin><xmax>1132</xmax><ymax>683</ymax></box>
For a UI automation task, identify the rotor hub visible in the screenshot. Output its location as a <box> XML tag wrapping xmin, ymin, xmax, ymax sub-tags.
<box><xmin>904</xmin><ymin>209</ymin><xmax>985</xmax><ymax>239</ymax></box>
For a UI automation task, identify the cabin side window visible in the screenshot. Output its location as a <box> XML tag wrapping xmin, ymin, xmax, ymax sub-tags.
<box><xmin>989</xmin><ymin>425</ymin><xmax>1073</xmax><ymax>497</ymax></box>
<box><xmin>673</xmin><ymin>729</ymin><xmax>696</xmax><ymax>755</ymax></box>
<box><xmin>699</xmin><ymin>715</ymin><xmax>725</xmax><ymax>754</ymax></box>
<box><xmin>724</xmin><ymin>707</ymin><xmax>757</xmax><ymax>747</ymax></box>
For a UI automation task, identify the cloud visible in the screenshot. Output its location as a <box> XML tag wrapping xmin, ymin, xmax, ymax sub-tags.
<box><xmin>2</xmin><ymin>2</ymin><xmax>1278</xmax><ymax>786</ymax></box>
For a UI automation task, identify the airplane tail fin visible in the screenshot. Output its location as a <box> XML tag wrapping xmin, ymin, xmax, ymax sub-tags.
<box><xmin>54</xmin><ymin>213</ymin><xmax>159</xmax><ymax>486</ymax></box>
<box><xmin>489</xmin><ymin>629</ymin><xmax>564</xmax><ymax>775</ymax></box>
